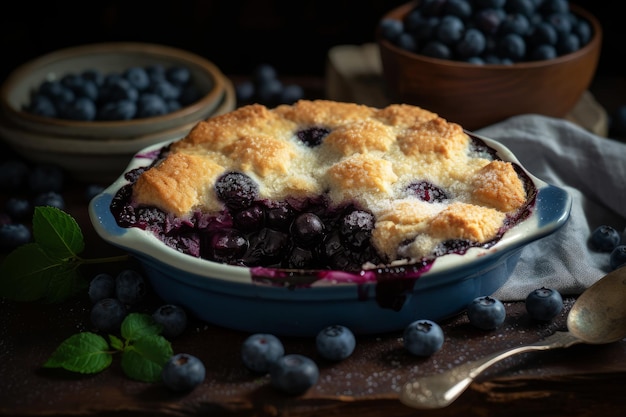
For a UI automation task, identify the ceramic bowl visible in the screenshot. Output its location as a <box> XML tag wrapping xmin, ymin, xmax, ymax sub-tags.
<box><xmin>88</xmin><ymin>131</ymin><xmax>571</xmax><ymax>337</ymax></box>
<box><xmin>0</xmin><ymin>66</ymin><xmax>236</xmax><ymax>183</ymax></box>
<box><xmin>377</xmin><ymin>2</ymin><xmax>602</xmax><ymax>131</ymax></box>
<box><xmin>0</xmin><ymin>42</ymin><xmax>225</xmax><ymax>139</ymax></box>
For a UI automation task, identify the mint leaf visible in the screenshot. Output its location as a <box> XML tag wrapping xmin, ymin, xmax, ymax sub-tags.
<box><xmin>109</xmin><ymin>334</ymin><xmax>125</xmax><ymax>351</ymax></box>
<box><xmin>0</xmin><ymin>242</ymin><xmax>85</xmax><ymax>303</ymax></box>
<box><xmin>44</xmin><ymin>332</ymin><xmax>112</xmax><ymax>374</ymax></box>
<box><xmin>44</xmin><ymin>262</ymin><xmax>84</xmax><ymax>303</ymax></box>
<box><xmin>32</xmin><ymin>206</ymin><xmax>84</xmax><ymax>259</ymax></box>
<box><xmin>121</xmin><ymin>313</ymin><xmax>163</xmax><ymax>341</ymax></box>
<box><xmin>0</xmin><ymin>243</ymin><xmax>61</xmax><ymax>301</ymax></box>
<box><xmin>121</xmin><ymin>335</ymin><xmax>173</xmax><ymax>382</ymax></box>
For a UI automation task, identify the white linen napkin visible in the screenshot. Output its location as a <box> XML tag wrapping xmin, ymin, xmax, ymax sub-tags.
<box><xmin>475</xmin><ymin>114</ymin><xmax>626</xmax><ymax>300</ymax></box>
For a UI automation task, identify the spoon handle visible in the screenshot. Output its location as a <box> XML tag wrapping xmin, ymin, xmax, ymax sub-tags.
<box><xmin>399</xmin><ymin>330</ymin><xmax>582</xmax><ymax>409</ymax></box>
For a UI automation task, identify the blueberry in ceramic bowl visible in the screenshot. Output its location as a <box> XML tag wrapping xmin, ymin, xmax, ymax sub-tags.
<box><xmin>0</xmin><ymin>42</ymin><xmax>225</xmax><ymax>139</ymax></box>
<box><xmin>88</xmin><ymin>101</ymin><xmax>571</xmax><ymax>337</ymax></box>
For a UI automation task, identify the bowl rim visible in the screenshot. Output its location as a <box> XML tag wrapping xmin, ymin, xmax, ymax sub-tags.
<box><xmin>0</xmin><ymin>42</ymin><xmax>225</xmax><ymax>133</ymax></box>
<box><xmin>88</xmin><ymin>132</ymin><xmax>572</xmax><ymax>288</ymax></box>
<box><xmin>376</xmin><ymin>2</ymin><xmax>603</xmax><ymax>70</ymax></box>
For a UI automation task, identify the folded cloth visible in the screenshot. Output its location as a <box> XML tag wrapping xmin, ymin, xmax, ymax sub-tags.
<box><xmin>476</xmin><ymin>114</ymin><xmax>626</xmax><ymax>301</ymax></box>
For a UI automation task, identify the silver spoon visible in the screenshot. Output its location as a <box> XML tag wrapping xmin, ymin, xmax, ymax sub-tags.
<box><xmin>400</xmin><ymin>267</ymin><xmax>626</xmax><ymax>409</ymax></box>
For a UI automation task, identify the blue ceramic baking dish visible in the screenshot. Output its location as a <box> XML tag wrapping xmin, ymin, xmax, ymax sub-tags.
<box><xmin>89</xmin><ymin>133</ymin><xmax>571</xmax><ymax>337</ymax></box>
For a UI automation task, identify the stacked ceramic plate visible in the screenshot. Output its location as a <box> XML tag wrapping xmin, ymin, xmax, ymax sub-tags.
<box><xmin>0</xmin><ymin>42</ymin><xmax>235</xmax><ymax>183</ymax></box>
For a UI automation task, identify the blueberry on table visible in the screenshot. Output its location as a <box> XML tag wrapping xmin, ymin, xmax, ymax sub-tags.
<box><xmin>403</xmin><ymin>319</ymin><xmax>445</xmax><ymax>356</ymax></box>
<box><xmin>525</xmin><ymin>287</ymin><xmax>564</xmax><ymax>321</ymax></box>
<box><xmin>467</xmin><ymin>296</ymin><xmax>506</xmax><ymax>330</ymax></box>
<box><xmin>153</xmin><ymin>304</ymin><xmax>188</xmax><ymax>338</ymax></box>
<box><xmin>0</xmin><ymin>223</ymin><xmax>32</xmax><ymax>251</ymax></box>
<box><xmin>5</xmin><ymin>197</ymin><xmax>32</xmax><ymax>222</ymax></box>
<box><xmin>316</xmin><ymin>325</ymin><xmax>356</xmax><ymax>361</ymax></box>
<box><xmin>88</xmin><ymin>273</ymin><xmax>115</xmax><ymax>304</ymax></box>
<box><xmin>610</xmin><ymin>245</ymin><xmax>626</xmax><ymax>271</ymax></box>
<box><xmin>162</xmin><ymin>353</ymin><xmax>206</xmax><ymax>392</ymax></box>
<box><xmin>90</xmin><ymin>298</ymin><xmax>127</xmax><ymax>333</ymax></box>
<box><xmin>589</xmin><ymin>225</ymin><xmax>621</xmax><ymax>252</ymax></box>
<box><xmin>270</xmin><ymin>354</ymin><xmax>319</xmax><ymax>395</ymax></box>
<box><xmin>241</xmin><ymin>333</ymin><xmax>285</xmax><ymax>373</ymax></box>
<box><xmin>33</xmin><ymin>191</ymin><xmax>65</xmax><ymax>211</ymax></box>
<box><xmin>115</xmin><ymin>269</ymin><xmax>147</xmax><ymax>305</ymax></box>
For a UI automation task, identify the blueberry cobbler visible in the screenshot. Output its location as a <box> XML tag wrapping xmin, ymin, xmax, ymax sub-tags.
<box><xmin>110</xmin><ymin>100</ymin><xmax>536</xmax><ymax>279</ymax></box>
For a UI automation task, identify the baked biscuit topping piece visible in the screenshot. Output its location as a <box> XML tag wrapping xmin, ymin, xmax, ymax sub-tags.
<box><xmin>326</xmin><ymin>153</ymin><xmax>398</xmax><ymax>205</ymax></box>
<box><xmin>323</xmin><ymin>119</ymin><xmax>395</xmax><ymax>156</ymax></box>
<box><xmin>429</xmin><ymin>202</ymin><xmax>506</xmax><ymax>243</ymax></box>
<box><xmin>133</xmin><ymin>153</ymin><xmax>225</xmax><ymax>216</ymax></box>
<box><xmin>471</xmin><ymin>160</ymin><xmax>527</xmax><ymax>212</ymax></box>
<box><xmin>275</xmin><ymin>99</ymin><xmax>375</xmax><ymax>128</ymax></box>
<box><xmin>397</xmin><ymin>117</ymin><xmax>468</xmax><ymax>159</ymax></box>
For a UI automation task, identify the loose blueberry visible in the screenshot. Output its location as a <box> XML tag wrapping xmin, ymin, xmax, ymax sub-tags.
<box><xmin>609</xmin><ymin>245</ymin><xmax>626</xmax><ymax>271</ymax></box>
<box><xmin>467</xmin><ymin>296</ymin><xmax>506</xmax><ymax>330</ymax></box>
<box><xmin>115</xmin><ymin>269</ymin><xmax>147</xmax><ymax>305</ymax></box>
<box><xmin>84</xmin><ymin>184</ymin><xmax>105</xmax><ymax>202</ymax></box>
<box><xmin>153</xmin><ymin>304</ymin><xmax>188</xmax><ymax>338</ymax></box>
<box><xmin>162</xmin><ymin>353</ymin><xmax>206</xmax><ymax>391</ymax></box>
<box><xmin>0</xmin><ymin>223</ymin><xmax>32</xmax><ymax>251</ymax></box>
<box><xmin>88</xmin><ymin>273</ymin><xmax>116</xmax><ymax>304</ymax></box>
<box><xmin>403</xmin><ymin>319</ymin><xmax>445</xmax><ymax>356</ymax></box>
<box><xmin>525</xmin><ymin>287</ymin><xmax>564</xmax><ymax>321</ymax></box>
<box><xmin>315</xmin><ymin>324</ymin><xmax>356</xmax><ymax>361</ymax></box>
<box><xmin>90</xmin><ymin>298</ymin><xmax>127</xmax><ymax>332</ymax></box>
<box><xmin>5</xmin><ymin>197</ymin><xmax>32</xmax><ymax>221</ymax></box>
<box><xmin>241</xmin><ymin>333</ymin><xmax>285</xmax><ymax>373</ymax></box>
<box><xmin>269</xmin><ymin>354</ymin><xmax>319</xmax><ymax>395</ymax></box>
<box><xmin>33</xmin><ymin>191</ymin><xmax>65</xmax><ymax>210</ymax></box>
<box><xmin>589</xmin><ymin>225</ymin><xmax>621</xmax><ymax>252</ymax></box>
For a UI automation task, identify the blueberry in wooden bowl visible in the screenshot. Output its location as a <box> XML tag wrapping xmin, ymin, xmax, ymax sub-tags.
<box><xmin>376</xmin><ymin>0</ymin><xmax>602</xmax><ymax>131</ymax></box>
<box><xmin>88</xmin><ymin>100</ymin><xmax>572</xmax><ymax>337</ymax></box>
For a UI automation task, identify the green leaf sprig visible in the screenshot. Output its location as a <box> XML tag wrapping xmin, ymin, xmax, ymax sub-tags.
<box><xmin>44</xmin><ymin>313</ymin><xmax>173</xmax><ymax>382</ymax></box>
<box><xmin>0</xmin><ymin>206</ymin><xmax>129</xmax><ymax>303</ymax></box>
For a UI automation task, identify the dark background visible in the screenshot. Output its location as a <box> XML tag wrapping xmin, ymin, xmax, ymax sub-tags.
<box><xmin>0</xmin><ymin>1</ymin><xmax>622</xmax><ymax>82</ymax></box>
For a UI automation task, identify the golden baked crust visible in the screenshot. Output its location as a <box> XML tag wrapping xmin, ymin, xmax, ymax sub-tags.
<box><xmin>131</xmin><ymin>100</ymin><xmax>529</xmax><ymax>263</ymax></box>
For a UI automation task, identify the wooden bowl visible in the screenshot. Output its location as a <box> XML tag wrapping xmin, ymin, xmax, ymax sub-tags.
<box><xmin>377</xmin><ymin>2</ymin><xmax>602</xmax><ymax>131</ymax></box>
